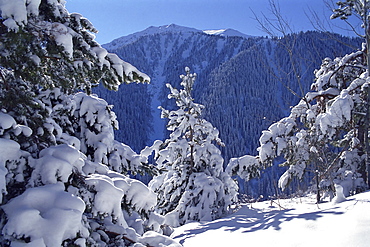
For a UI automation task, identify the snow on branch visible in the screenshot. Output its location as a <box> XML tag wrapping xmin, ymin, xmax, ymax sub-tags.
<box><xmin>0</xmin><ymin>0</ymin><xmax>150</xmax><ymax>92</ymax></box>
<box><xmin>226</xmin><ymin>155</ymin><xmax>260</xmax><ymax>181</ymax></box>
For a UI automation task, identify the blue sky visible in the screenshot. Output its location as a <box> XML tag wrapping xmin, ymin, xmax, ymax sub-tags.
<box><xmin>65</xmin><ymin>0</ymin><xmax>357</xmax><ymax>44</ymax></box>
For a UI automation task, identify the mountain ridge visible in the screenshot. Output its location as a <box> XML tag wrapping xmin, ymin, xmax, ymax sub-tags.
<box><xmin>103</xmin><ymin>24</ymin><xmax>254</xmax><ymax>50</ymax></box>
<box><xmin>203</xmin><ymin>28</ymin><xmax>254</xmax><ymax>39</ymax></box>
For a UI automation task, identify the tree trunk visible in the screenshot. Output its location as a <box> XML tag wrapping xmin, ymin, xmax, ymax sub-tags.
<box><xmin>189</xmin><ymin>127</ymin><xmax>195</xmax><ymax>169</ymax></box>
<box><xmin>365</xmin><ymin>8</ymin><xmax>370</xmax><ymax>189</ymax></box>
<box><xmin>364</xmin><ymin>5</ymin><xmax>370</xmax><ymax>188</ymax></box>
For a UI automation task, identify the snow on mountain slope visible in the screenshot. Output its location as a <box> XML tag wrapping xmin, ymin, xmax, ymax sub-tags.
<box><xmin>103</xmin><ymin>24</ymin><xmax>253</xmax><ymax>50</ymax></box>
<box><xmin>203</xmin><ymin>28</ymin><xmax>254</xmax><ymax>39</ymax></box>
<box><xmin>172</xmin><ymin>191</ymin><xmax>370</xmax><ymax>247</ymax></box>
<box><xmin>104</xmin><ymin>24</ymin><xmax>201</xmax><ymax>50</ymax></box>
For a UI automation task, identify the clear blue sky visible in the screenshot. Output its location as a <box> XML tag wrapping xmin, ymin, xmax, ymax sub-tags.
<box><xmin>65</xmin><ymin>0</ymin><xmax>357</xmax><ymax>44</ymax></box>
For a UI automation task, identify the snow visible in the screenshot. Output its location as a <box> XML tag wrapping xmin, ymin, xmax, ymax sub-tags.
<box><xmin>2</xmin><ymin>183</ymin><xmax>87</xmax><ymax>247</ymax></box>
<box><xmin>258</xmin><ymin>141</ymin><xmax>274</xmax><ymax>162</ymax></box>
<box><xmin>29</xmin><ymin>144</ymin><xmax>84</xmax><ymax>186</ymax></box>
<box><xmin>138</xmin><ymin>231</ymin><xmax>182</xmax><ymax>247</ymax></box>
<box><xmin>0</xmin><ymin>138</ymin><xmax>20</xmax><ymax>202</ymax></box>
<box><xmin>0</xmin><ymin>0</ymin><xmax>28</xmax><ymax>30</ymax></box>
<box><xmin>92</xmin><ymin>46</ymin><xmax>109</xmax><ymax>68</ymax></box>
<box><xmin>104</xmin><ymin>24</ymin><xmax>254</xmax><ymax>50</ymax></box>
<box><xmin>85</xmin><ymin>173</ymin><xmax>128</xmax><ymax>227</ymax></box>
<box><xmin>203</xmin><ymin>28</ymin><xmax>254</xmax><ymax>39</ymax></box>
<box><xmin>51</xmin><ymin>23</ymin><xmax>74</xmax><ymax>58</ymax></box>
<box><xmin>84</xmin><ymin>170</ymin><xmax>157</xmax><ymax>228</ymax></box>
<box><xmin>0</xmin><ymin>112</ymin><xmax>16</xmax><ymax>130</ymax></box>
<box><xmin>317</xmin><ymin>91</ymin><xmax>354</xmax><ymax>136</ymax></box>
<box><xmin>108</xmin><ymin>171</ymin><xmax>157</xmax><ymax>212</ymax></box>
<box><xmin>226</xmin><ymin>155</ymin><xmax>260</xmax><ymax>180</ymax></box>
<box><xmin>172</xmin><ymin>191</ymin><xmax>370</xmax><ymax>247</ymax></box>
<box><xmin>332</xmin><ymin>184</ymin><xmax>346</xmax><ymax>204</ymax></box>
<box><xmin>103</xmin><ymin>24</ymin><xmax>201</xmax><ymax>50</ymax></box>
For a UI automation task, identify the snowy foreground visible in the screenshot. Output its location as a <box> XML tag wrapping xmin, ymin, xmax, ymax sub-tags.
<box><xmin>171</xmin><ymin>191</ymin><xmax>370</xmax><ymax>247</ymax></box>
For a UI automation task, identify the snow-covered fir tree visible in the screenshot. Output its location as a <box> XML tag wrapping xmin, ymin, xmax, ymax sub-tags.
<box><xmin>0</xmin><ymin>0</ymin><xmax>148</xmax><ymax>155</ymax></box>
<box><xmin>228</xmin><ymin>52</ymin><xmax>369</xmax><ymax>202</ymax></box>
<box><xmin>149</xmin><ymin>67</ymin><xmax>238</xmax><ymax>226</ymax></box>
<box><xmin>256</xmin><ymin>50</ymin><xmax>367</xmax><ymax>200</ymax></box>
<box><xmin>227</xmin><ymin>1</ymin><xmax>370</xmax><ymax>202</ymax></box>
<box><xmin>330</xmin><ymin>0</ymin><xmax>370</xmax><ymax>190</ymax></box>
<box><xmin>0</xmin><ymin>1</ymin><xmax>180</xmax><ymax>246</ymax></box>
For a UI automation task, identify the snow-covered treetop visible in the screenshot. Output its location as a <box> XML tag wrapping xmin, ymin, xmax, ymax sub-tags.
<box><xmin>331</xmin><ymin>0</ymin><xmax>370</xmax><ymax>44</ymax></box>
<box><xmin>0</xmin><ymin>0</ymin><xmax>149</xmax><ymax>93</ymax></box>
<box><xmin>161</xmin><ymin>68</ymin><xmax>205</xmax><ymax>137</ymax></box>
<box><xmin>158</xmin><ymin>67</ymin><xmax>224</xmax><ymax>169</ymax></box>
<box><xmin>331</xmin><ymin>0</ymin><xmax>370</xmax><ymax>21</ymax></box>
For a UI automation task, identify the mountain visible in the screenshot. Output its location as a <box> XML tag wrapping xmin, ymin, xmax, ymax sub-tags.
<box><xmin>96</xmin><ymin>25</ymin><xmax>362</xmax><ymax>196</ymax></box>
<box><xmin>99</xmin><ymin>24</ymin><xmax>260</xmax><ymax>153</ymax></box>
<box><xmin>104</xmin><ymin>24</ymin><xmax>202</xmax><ymax>50</ymax></box>
<box><xmin>103</xmin><ymin>24</ymin><xmax>253</xmax><ymax>50</ymax></box>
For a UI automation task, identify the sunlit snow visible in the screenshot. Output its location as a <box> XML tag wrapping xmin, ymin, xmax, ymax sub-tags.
<box><xmin>172</xmin><ymin>192</ymin><xmax>370</xmax><ymax>247</ymax></box>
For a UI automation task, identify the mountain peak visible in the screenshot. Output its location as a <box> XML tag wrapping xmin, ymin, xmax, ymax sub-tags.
<box><xmin>203</xmin><ymin>28</ymin><xmax>254</xmax><ymax>39</ymax></box>
<box><xmin>103</xmin><ymin>25</ymin><xmax>252</xmax><ymax>50</ymax></box>
<box><xmin>103</xmin><ymin>24</ymin><xmax>202</xmax><ymax>50</ymax></box>
<box><xmin>155</xmin><ymin>24</ymin><xmax>200</xmax><ymax>33</ymax></box>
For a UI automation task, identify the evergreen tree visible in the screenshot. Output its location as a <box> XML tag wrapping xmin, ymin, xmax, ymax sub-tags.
<box><xmin>260</xmin><ymin>51</ymin><xmax>367</xmax><ymax>199</ymax></box>
<box><xmin>227</xmin><ymin>1</ymin><xmax>370</xmax><ymax>200</ymax></box>
<box><xmin>149</xmin><ymin>67</ymin><xmax>238</xmax><ymax>226</ymax></box>
<box><xmin>0</xmin><ymin>0</ymin><xmax>149</xmax><ymax>154</ymax></box>
<box><xmin>0</xmin><ymin>1</ymin><xmax>180</xmax><ymax>246</ymax></box>
<box><xmin>227</xmin><ymin>45</ymin><xmax>368</xmax><ymax>202</ymax></box>
<box><xmin>330</xmin><ymin>0</ymin><xmax>370</xmax><ymax>189</ymax></box>
<box><xmin>0</xmin><ymin>0</ymin><xmax>148</xmax><ymax>92</ymax></box>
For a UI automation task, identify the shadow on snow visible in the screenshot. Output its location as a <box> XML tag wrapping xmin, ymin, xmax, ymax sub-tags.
<box><xmin>173</xmin><ymin>203</ymin><xmax>344</xmax><ymax>245</ymax></box>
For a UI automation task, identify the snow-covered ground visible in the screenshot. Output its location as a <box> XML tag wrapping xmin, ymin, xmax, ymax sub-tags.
<box><xmin>172</xmin><ymin>191</ymin><xmax>370</xmax><ymax>247</ymax></box>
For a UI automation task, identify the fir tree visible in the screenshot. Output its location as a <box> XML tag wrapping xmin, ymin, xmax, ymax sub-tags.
<box><xmin>227</xmin><ymin>1</ymin><xmax>370</xmax><ymax>201</ymax></box>
<box><xmin>330</xmin><ymin>0</ymin><xmax>370</xmax><ymax>189</ymax></box>
<box><xmin>0</xmin><ymin>0</ymin><xmax>149</xmax><ymax>154</ymax></box>
<box><xmin>227</xmin><ymin>46</ymin><xmax>368</xmax><ymax>202</ymax></box>
<box><xmin>149</xmin><ymin>67</ymin><xmax>238</xmax><ymax>226</ymax></box>
<box><xmin>0</xmin><ymin>1</ymin><xmax>180</xmax><ymax>246</ymax></box>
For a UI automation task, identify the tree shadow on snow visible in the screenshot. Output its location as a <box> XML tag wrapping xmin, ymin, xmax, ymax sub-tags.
<box><xmin>173</xmin><ymin>204</ymin><xmax>344</xmax><ymax>245</ymax></box>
